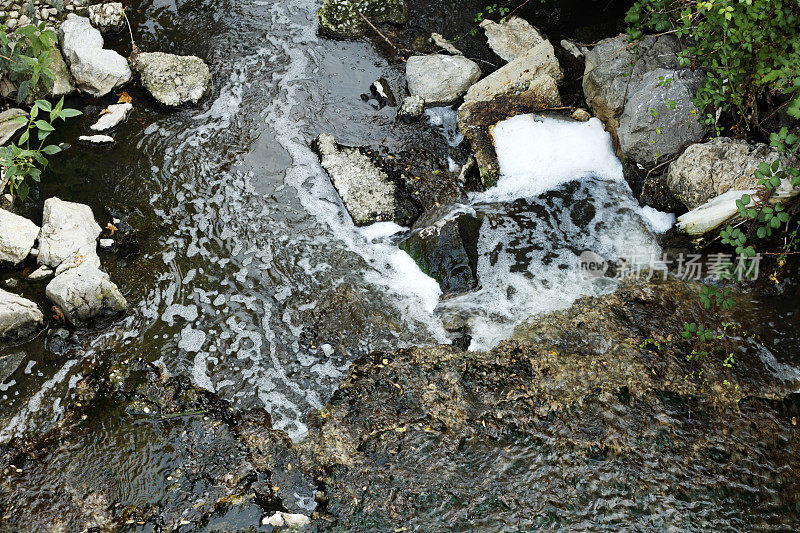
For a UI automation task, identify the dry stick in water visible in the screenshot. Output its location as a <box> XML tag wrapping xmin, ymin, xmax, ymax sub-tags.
<box><xmin>122</xmin><ymin>7</ymin><xmax>139</xmax><ymax>61</ymax></box>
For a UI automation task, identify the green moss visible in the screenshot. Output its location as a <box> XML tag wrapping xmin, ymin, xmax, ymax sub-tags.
<box><xmin>318</xmin><ymin>0</ymin><xmax>408</xmax><ymax>39</ymax></box>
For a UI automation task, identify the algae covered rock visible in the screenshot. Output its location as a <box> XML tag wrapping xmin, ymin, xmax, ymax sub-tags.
<box><xmin>134</xmin><ymin>52</ymin><xmax>212</xmax><ymax>106</ymax></box>
<box><xmin>317</xmin><ymin>0</ymin><xmax>408</xmax><ymax>39</ymax></box>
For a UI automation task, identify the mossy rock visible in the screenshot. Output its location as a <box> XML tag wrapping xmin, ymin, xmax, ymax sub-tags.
<box><xmin>317</xmin><ymin>0</ymin><xmax>408</xmax><ymax>39</ymax></box>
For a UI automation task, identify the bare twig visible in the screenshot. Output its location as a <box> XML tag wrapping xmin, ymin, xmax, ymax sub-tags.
<box><xmin>357</xmin><ymin>11</ymin><xmax>406</xmax><ymax>57</ymax></box>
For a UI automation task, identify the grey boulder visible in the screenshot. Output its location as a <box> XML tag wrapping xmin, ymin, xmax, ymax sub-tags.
<box><xmin>134</xmin><ymin>52</ymin><xmax>212</xmax><ymax>106</ymax></box>
<box><xmin>45</xmin><ymin>263</ymin><xmax>127</xmax><ymax>325</ymax></box>
<box><xmin>59</xmin><ymin>14</ymin><xmax>132</xmax><ymax>97</ymax></box>
<box><xmin>406</xmin><ymin>55</ymin><xmax>481</xmax><ymax>106</ymax></box>
<box><xmin>583</xmin><ymin>33</ymin><xmax>681</xmax><ymax>128</ymax></box>
<box><xmin>0</xmin><ymin>289</ymin><xmax>43</xmax><ymax>340</ymax></box>
<box><xmin>480</xmin><ymin>16</ymin><xmax>545</xmax><ymax>63</ymax></box>
<box><xmin>0</xmin><ymin>208</ymin><xmax>39</xmax><ymax>265</ymax></box>
<box><xmin>667</xmin><ymin>137</ymin><xmax>787</xmax><ymax>209</ymax></box>
<box><xmin>37</xmin><ymin>197</ymin><xmax>102</xmax><ymax>269</ymax></box>
<box><xmin>618</xmin><ymin>68</ymin><xmax>705</xmax><ymax>164</ymax></box>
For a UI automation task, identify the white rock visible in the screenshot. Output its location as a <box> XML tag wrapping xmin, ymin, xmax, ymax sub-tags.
<box><xmin>0</xmin><ymin>288</ymin><xmax>43</xmax><ymax>340</ymax></box>
<box><xmin>45</xmin><ymin>263</ymin><xmax>127</xmax><ymax>324</ymax></box>
<box><xmin>134</xmin><ymin>52</ymin><xmax>212</xmax><ymax>106</ymax></box>
<box><xmin>79</xmin><ymin>134</ymin><xmax>115</xmax><ymax>144</ymax></box>
<box><xmin>99</xmin><ymin>238</ymin><xmax>114</xmax><ymax>249</ymax></box>
<box><xmin>263</xmin><ymin>512</ymin><xmax>285</xmax><ymax>527</ymax></box>
<box><xmin>560</xmin><ymin>39</ymin><xmax>586</xmax><ymax>60</ymax></box>
<box><xmin>430</xmin><ymin>32</ymin><xmax>461</xmax><ymax>55</ymax></box>
<box><xmin>480</xmin><ymin>16</ymin><xmax>544</xmax><ymax>63</ymax></box>
<box><xmin>463</xmin><ymin>39</ymin><xmax>562</xmax><ymax>104</ymax></box>
<box><xmin>59</xmin><ymin>14</ymin><xmax>132</xmax><ymax>97</ymax></box>
<box><xmin>89</xmin><ymin>102</ymin><xmax>132</xmax><ymax>131</ymax></box>
<box><xmin>281</xmin><ymin>513</ymin><xmax>311</xmax><ymax>528</ymax></box>
<box><xmin>37</xmin><ymin>197</ymin><xmax>101</xmax><ymax>268</ymax></box>
<box><xmin>27</xmin><ymin>265</ymin><xmax>53</xmax><ymax>281</ymax></box>
<box><xmin>0</xmin><ymin>208</ymin><xmax>39</xmax><ymax>265</ymax></box>
<box><xmin>397</xmin><ymin>95</ymin><xmax>424</xmax><ymax>119</ymax></box>
<box><xmin>406</xmin><ymin>55</ymin><xmax>481</xmax><ymax>106</ymax></box>
<box><xmin>54</xmin><ymin>242</ymin><xmax>101</xmax><ymax>276</ymax></box>
<box><xmin>88</xmin><ymin>2</ymin><xmax>125</xmax><ymax>33</ymax></box>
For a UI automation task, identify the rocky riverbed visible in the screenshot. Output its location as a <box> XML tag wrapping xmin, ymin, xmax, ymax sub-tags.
<box><xmin>1</xmin><ymin>0</ymin><xmax>799</xmax><ymax>530</ymax></box>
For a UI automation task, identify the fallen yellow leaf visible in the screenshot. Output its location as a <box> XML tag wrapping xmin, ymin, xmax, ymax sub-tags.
<box><xmin>117</xmin><ymin>91</ymin><xmax>133</xmax><ymax>104</ymax></box>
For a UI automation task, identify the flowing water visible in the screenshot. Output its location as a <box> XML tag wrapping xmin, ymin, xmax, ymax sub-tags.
<box><xmin>2</xmin><ymin>0</ymin><xmax>800</xmax><ymax>529</ymax></box>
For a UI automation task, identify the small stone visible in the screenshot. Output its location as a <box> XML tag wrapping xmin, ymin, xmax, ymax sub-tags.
<box><xmin>45</xmin><ymin>263</ymin><xmax>127</xmax><ymax>324</ymax></box>
<box><xmin>571</xmin><ymin>108</ymin><xmax>591</xmax><ymax>122</ymax></box>
<box><xmin>78</xmin><ymin>134</ymin><xmax>114</xmax><ymax>144</ymax></box>
<box><xmin>134</xmin><ymin>52</ymin><xmax>212</xmax><ymax>106</ymax></box>
<box><xmin>99</xmin><ymin>238</ymin><xmax>114</xmax><ymax>249</ymax></box>
<box><xmin>0</xmin><ymin>288</ymin><xmax>43</xmax><ymax>340</ymax></box>
<box><xmin>281</xmin><ymin>513</ymin><xmax>311</xmax><ymax>528</ymax></box>
<box><xmin>397</xmin><ymin>95</ymin><xmax>424</xmax><ymax>120</ymax></box>
<box><xmin>27</xmin><ymin>265</ymin><xmax>53</xmax><ymax>281</ymax></box>
<box><xmin>480</xmin><ymin>16</ymin><xmax>545</xmax><ymax>63</ymax></box>
<box><xmin>263</xmin><ymin>512</ymin><xmax>284</xmax><ymax>527</ymax></box>
<box><xmin>406</xmin><ymin>54</ymin><xmax>481</xmax><ymax>106</ymax></box>
<box><xmin>90</xmin><ymin>102</ymin><xmax>132</xmax><ymax>131</ymax></box>
<box><xmin>430</xmin><ymin>32</ymin><xmax>461</xmax><ymax>55</ymax></box>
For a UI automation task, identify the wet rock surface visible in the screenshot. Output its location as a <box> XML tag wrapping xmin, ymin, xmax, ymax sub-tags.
<box><xmin>667</xmin><ymin>137</ymin><xmax>788</xmax><ymax>209</ymax></box>
<box><xmin>37</xmin><ymin>197</ymin><xmax>101</xmax><ymax>269</ymax></box>
<box><xmin>0</xmin><ymin>108</ymin><xmax>26</xmax><ymax>145</ymax></box>
<box><xmin>134</xmin><ymin>52</ymin><xmax>212</xmax><ymax>107</ymax></box>
<box><xmin>299</xmin><ymin>276</ymin><xmax>800</xmax><ymax>530</ymax></box>
<box><xmin>317</xmin><ymin>0</ymin><xmax>408</xmax><ymax>39</ymax></box>
<box><xmin>399</xmin><ymin>210</ymin><xmax>481</xmax><ymax>295</ymax></box>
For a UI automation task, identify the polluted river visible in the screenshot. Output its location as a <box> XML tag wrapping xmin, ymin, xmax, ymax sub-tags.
<box><xmin>1</xmin><ymin>0</ymin><xmax>800</xmax><ymax>531</ymax></box>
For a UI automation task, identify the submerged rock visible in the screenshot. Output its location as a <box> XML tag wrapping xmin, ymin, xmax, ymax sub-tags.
<box><xmin>58</xmin><ymin>14</ymin><xmax>132</xmax><ymax>97</ymax></box>
<box><xmin>0</xmin><ymin>208</ymin><xmax>39</xmax><ymax>265</ymax></box>
<box><xmin>582</xmin><ymin>34</ymin><xmax>680</xmax><ymax>133</ymax></box>
<box><xmin>87</xmin><ymin>2</ymin><xmax>126</xmax><ymax>34</ymax></box>
<box><xmin>480</xmin><ymin>15</ymin><xmax>545</xmax><ymax>63</ymax></box>
<box><xmin>406</xmin><ymin>55</ymin><xmax>481</xmax><ymax>106</ymax></box>
<box><xmin>0</xmin><ymin>108</ymin><xmax>26</xmax><ymax>146</ymax></box>
<box><xmin>317</xmin><ymin>0</ymin><xmax>408</xmax><ymax>39</ymax></box>
<box><xmin>667</xmin><ymin>137</ymin><xmax>787</xmax><ymax>209</ymax></box>
<box><xmin>399</xmin><ymin>210</ymin><xmax>481</xmax><ymax>295</ymax></box>
<box><xmin>37</xmin><ymin>197</ymin><xmax>102</xmax><ymax>269</ymax></box>
<box><xmin>618</xmin><ymin>68</ymin><xmax>705</xmax><ymax>164</ymax></box>
<box><xmin>397</xmin><ymin>95</ymin><xmax>424</xmax><ymax>120</ymax></box>
<box><xmin>299</xmin><ymin>276</ymin><xmax>800</xmax><ymax>530</ymax></box>
<box><xmin>0</xmin><ymin>351</ymin><xmax>25</xmax><ymax>383</ymax></box>
<box><xmin>0</xmin><ymin>289</ymin><xmax>43</xmax><ymax>340</ymax></box>
<box><xmin>134</xmin><ymin>52</ymin><xmax>212</xmax><ymax>106</ymax></box>
<box><xmin>89</xmin><ymin>102</ymin><xmax>132</xmax><ymax>131</ymax></box>
<box><xmin>45</xmin><ymin>263</ymin><xmax>127</xmax><ymax>324</ymax></box>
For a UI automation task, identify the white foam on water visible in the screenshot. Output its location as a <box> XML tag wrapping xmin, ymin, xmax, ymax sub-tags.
<box><xmin>639</xmin><ymin>205</ymin><xmax>675</xmax><ymax>233</ymax></box>
<box><xmin>358</xmin><ymin>221</ymin><xmax>406</xmax><ymax>242</ymax></box>
<box><xmin>436</xmin><ymin>114</ymin><xmax>668</xmax><ymax>350</ymax></box>
<box><xmin>478</xmin><ymin>115</ymin><xmax>623</xmax><ymax>202</ymax></box>
<box><xmin>425</xmin><ymin>106</ymin><xmax>464</xmax><ymax>147</ymax></box>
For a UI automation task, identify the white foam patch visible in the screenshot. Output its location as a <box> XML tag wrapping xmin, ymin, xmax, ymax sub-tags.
<box><xmin>425</xmin><ymin>106</ymin><xmax>463</xmax><ymax>147</ymax></box>
<box><xmin>358</xmin><ymin>221</ymin><xmax>406</xmax><ymax>242</ymax></box>
<box><xmin>478</xmin><ymin>115</ymin><xmax>623</xmax><ymax>202</ymax></box>
<box><xmin>639</xmin><ymin>205</ymin><xmax>675</xmax><ymax>233</ymax></box>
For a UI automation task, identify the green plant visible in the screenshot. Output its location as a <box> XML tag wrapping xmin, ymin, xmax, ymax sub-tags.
<box><xmin>626</xmin><ymin>0</ymin><xmax>800</xmax><ymax>135</ymax></box>
<box><xmin>0</xmin><ymin>22</ymin><xmax>57</xmax><ymax>104</ymax></box>
<box><xmin>0</xmin><ymin>96</ymin><xmax>81</xmax><ymax>202</ymax></box>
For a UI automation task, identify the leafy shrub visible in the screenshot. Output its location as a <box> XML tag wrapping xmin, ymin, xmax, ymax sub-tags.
<box><xmin>0</xmin><ymin>97</ymin><xmax>82</xmax><ymax>202</ymax></box>
<box><xmin>0</xmin><ymin>22</ymin><xmax>57</xmax><ymax>104</ymax></box>
<box><xmin>626</xmin><ymin>0</ymin><xmax>800</xmax><ymax>134</ymax></box>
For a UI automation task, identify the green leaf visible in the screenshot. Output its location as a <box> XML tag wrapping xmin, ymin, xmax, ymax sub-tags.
<box><xmin>41</xmin><ymin>144</ymin><xmax>61</xmax><ymax>155</ymax></box>
<box><xmin>34</xmin><ymin>120</ymin><xmax>54</xmax><ymax>131</ymax></box>
<box><xmin>60</xmin><ymin>108</ymin><xmax>82</xmax><ymax>118</ymax></box>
